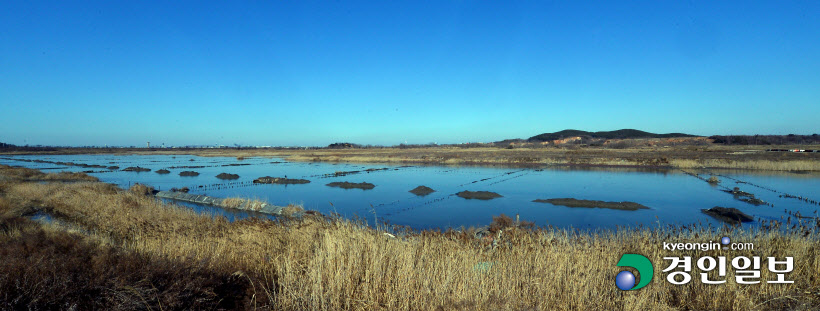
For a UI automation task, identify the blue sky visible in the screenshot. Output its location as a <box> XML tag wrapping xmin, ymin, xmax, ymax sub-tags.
<box><xmin>2</xmin><ymin>1</ymin><xmax>818</xmax><ymax>147</ymax></box>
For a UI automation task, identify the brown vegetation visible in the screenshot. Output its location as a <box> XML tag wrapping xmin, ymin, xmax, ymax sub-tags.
<box><xmin>0</xmin><ymin>165</ymin><xmax>98</xmax><ymax>182</ymax></box>
<box><xmin>0</xmin><ymin>222</ymin><xmax>248</xmax><ymax>310</ymax></box>
<box><xmin>220</xmin><ymin>197</ymin><xmax>268</xmax><ymax>211</ymax></box>
<box><xmin>129</xmin><ymin>183</ymin><xmax>156</xmax><ymax>196</ymax></box>
<box><xmin>488</xmin><ymin>213</ymin><xmax>534</xmax><ymax>232</ymax></box>
<box><xmin>280</xmin><ymin>205</ymin><xmax>305</xmax><ymax>217</ymax></box>
<box><xmin>274</xmin><ymin>146</ymin><xmax>820</xmax><ymax>171</ymax></box>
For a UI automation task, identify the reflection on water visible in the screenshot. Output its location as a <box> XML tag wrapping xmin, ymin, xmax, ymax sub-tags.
<box><xmin>30</xmin><ymin>211</ymin><xmax>54</xmax><ymax>223</ymax></box>
<box><xmin>2</xmin><ymin>154</ymin><xmax>819</xmax><ymax>230</ymax></box>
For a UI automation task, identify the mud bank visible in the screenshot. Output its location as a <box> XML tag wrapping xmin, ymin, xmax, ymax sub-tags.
<box><xmin>533</xmin><ymin>198</ymin><xmax>650</xmax><ymax>211</ymax></box>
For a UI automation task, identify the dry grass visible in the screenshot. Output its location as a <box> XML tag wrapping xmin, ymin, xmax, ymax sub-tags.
<box><xmin>220</xmin><ymin>196</ymin><xmax>300</xmax><ymax>215</ymax></box>
<box><xmin>221</xmin><ymin>197</ymin><xmax>248</xmax><ymax>209</ymax></box>
<box><xmin>0</xmin><ymin>221</ymin><xmax>248</xmax><ymax>310</ymax></box>
<box><xmin>0</xmin><ymin>164</ymin><xmax>99</xmax><ymax>182</ymax></box>
<box><xmin>129</xmin><ymin>183</ymin><xmax>155</xmax><ymax>196</ymax></box>
<box><xmin>221</xmin><ymin>197</ymin><xmax>269</xmax><ymax>212</ymax></box>
<box><xmin>281</xmin><ymin>204</ymin><xmax>304</xmax><ymax>217</ymax></box>
<box><xmin>671</xmin><ymin>159</ymin><xmax>820</xmax><ymax>171</ymax></box>
<box><xmin>1</xmin><ymin>165</ymin><xmax>819</xmax><ymax>310</ymax></box>
<box><xmin>269</xmin><ymin>147</ymin><xmax>820</xmax><ymax>171</ymax></box>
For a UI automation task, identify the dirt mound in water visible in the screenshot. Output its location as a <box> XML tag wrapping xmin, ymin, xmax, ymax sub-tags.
<box><xmin>253</xmin><ymin>176</ymin><xmax>310</xmax><ymax>184</ymax></box>
<box><xmin>533</xmin><ymin>198</ymin><xmax>649</xmax><ymax>211</ymax></box>
<box><xmin>179</xmin><ymin>171</ymin><xmax>199</xmax><ymax>177</ymax></box>
<box><xmin>701</xmin><ymin>206</ymin><xmax>754</xmax><ymax>224</ymax></box>
<box><xmin>724</xmin><ymin>187</ymin><xmax>769</xmax><ymax>206</ymax></box>
<box><xmin>457</xmin><ymin>191</ymin><xmax>502</xmax><ymax>200</ymax></box>
<box><xmin>122</xmin><ymin>166</ymin><xmax>151</xmax><ymax>172</ymax></box>
<box><xmin>327</xmin><ymin>181</ymin><xmax>375</xmax><ymax>190</ymax></box>
<box><xmin>725</xmin><ymin>187</ymin><xmax>754</xmax><ymax>197</ymax></box>
<box><xmin>409</xmin><ymin>185</ymin><xmax>436</xmax><ymax>196</ymax></box>
<box><xmin>155</xmin><ymin>169</ymin><xmax>170</xmax><ymax>174</ymax></box>
<box><xmin>327</xmin><ymin>170</ymin><xmax>361</xmax><ymax>177</ymax></box>
<box><xmin>216</xmin><ymin>173</ymin><xmax>240</xmax><ymax>180</ymax></box>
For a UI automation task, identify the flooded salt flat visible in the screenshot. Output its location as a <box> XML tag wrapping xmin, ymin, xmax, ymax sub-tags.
<box><xmin>2</xmin><ymin>154</ymin><xmax>819</xmax><ymax>230</ymax></box>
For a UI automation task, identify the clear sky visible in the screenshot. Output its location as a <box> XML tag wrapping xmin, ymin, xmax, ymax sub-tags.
<box><xmin>2</xmin><ymin>1</ymin><xmax>818</xmax><ymax>147</ymax></box>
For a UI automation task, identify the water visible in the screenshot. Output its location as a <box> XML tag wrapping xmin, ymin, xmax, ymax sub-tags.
<box><xmin>2</xmin><ymin>154</ymin><xmax>818</xmax><ymax>230</ymax></box>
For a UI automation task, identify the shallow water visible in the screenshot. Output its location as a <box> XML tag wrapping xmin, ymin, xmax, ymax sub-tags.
<box><xmin>2</xmin><ymin>154</ymin><xmax>819</xmax><ymax>230</ymax></box>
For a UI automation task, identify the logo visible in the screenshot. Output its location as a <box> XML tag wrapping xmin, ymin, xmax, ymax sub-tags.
<box><xmin>615</xmin><ymin>236</ymin><xmax>794</xmax><ymax>289</ymax></box>
<box><xmin>615</xmin><ymin>254</ymin><xmax>654</xmax><ymax>290</ymax></box>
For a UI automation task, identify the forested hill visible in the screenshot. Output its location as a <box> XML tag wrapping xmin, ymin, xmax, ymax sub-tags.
<box><xmin>527</xmin><ymin>129</ymin><xmax>698</xmax><ymax>142</ymax></box>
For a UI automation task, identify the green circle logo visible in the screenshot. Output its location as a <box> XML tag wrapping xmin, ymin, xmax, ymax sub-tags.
<box><xmin>616</xmin><ymin>254</ymin><xmax>654</xmax><ymax>290</ymax></box>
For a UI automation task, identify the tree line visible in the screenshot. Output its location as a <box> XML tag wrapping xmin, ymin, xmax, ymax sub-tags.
<box><xmin>709</xmin><ymin>134</ymin><xmax>820</xmax><ymax>145</ymax></box>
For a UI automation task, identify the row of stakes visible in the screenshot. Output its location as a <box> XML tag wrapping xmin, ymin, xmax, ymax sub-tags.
<box><xmin>380</xmin><ymin>193</ymin><xmax>459</xmax><ymax>217</ymax></box>
<box><xmin>684</xmin><ymin>169</ymin><xmax>820</xmax><ymax>228</ymax></box>
<box><xmin>457</xmin><ymin>169</ymin><xmax>526</xmax><ymax>187</ymax></box>
<box><xmin>188</xmin><ymin>180</ymin><xmax>266</xmax><ymax>192</ymax></box>
<box><xmin>784</xmin><ymin>208</ymin><xmax>819</xmax><ymax>221</ymax></box>
<box><xmin>487</xmin><ymin>170</ymin><xmax>532</xmax><ymax>186</ymax></box>
<box><xmin>306</xmin><ymin>165</ymin><xmax>416</xmax><ymax>179</ymax></box>
<box><xmin>679</xmin><ymin>169</ymin><xmax>773</xmax><ymax>207</ymax></box>
<box><xmin>382</xmin><ymin>169</ymin><xmax>537</xmax><ymax>216</ymax></box>
<box><xmin>710</xmin><ymin>172</ymin><xmax>819</xmax><ymax>207</ymax></box>
<box><xmin>4</xmin><ymin>156</ymin><xmax>499</xmax><ymax>215</ymax></box>
<box><xmin>1</xmin><ymin>156</ymin><xmax>265</xmax><ymax>175</ymax></box>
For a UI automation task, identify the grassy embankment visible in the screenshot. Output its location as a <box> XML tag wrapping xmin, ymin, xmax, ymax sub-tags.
<box><xmin>1</xmin><ymin>165</ymin><xmax>819</xmax><ymax>310</ymax></box>
<box><xmin>156</xmin><ymin>145</ymin><xmax>820</xmax><ymax>171</ymax></box>
<box><xmin>280</xmin><ymin>147</ymin><xmax>820</xmax><ymax>171</ymax></box>
<box><xmin>3</xmin><ymin>144</ymin><xmax>820</xmax><ymax>171</ymax></box>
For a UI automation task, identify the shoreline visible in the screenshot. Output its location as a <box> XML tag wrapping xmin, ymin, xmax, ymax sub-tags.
<box><xmin>3</xmin><ymin>144</ymin><xmax>820</xmax><ymax>171</ymax></box>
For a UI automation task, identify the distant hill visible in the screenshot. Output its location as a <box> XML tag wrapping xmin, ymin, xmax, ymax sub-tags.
<box><xmin>327</xmin><ymin>142</ymin><xmax>360</xmax><ymax>149</ymax></box>
<box><xmin>527</xmin><ymin>129</ymin><xmax>698</xmax><ymax>142</ymax></box>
